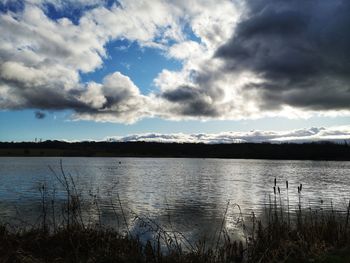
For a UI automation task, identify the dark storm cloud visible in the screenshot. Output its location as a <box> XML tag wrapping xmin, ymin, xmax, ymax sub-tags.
<box><xmin>0</xmin><ymin>78</ymin><xmax>90</xmax><ymax>111</ymax></box>
<box><xmin>215</xmin><ymin>0</ymin><xmax>350</xmax><ymax>110</ymax></box>
<box><xmin>161</xmin><ymin>85</ymin><xmax>219</xmax><ymax>117</ymax></box>
<box><xmin>34</xmin><ymin>111</ymin><xmax>46</xmax><ymax>119</ymax></box>
<box><xmin>162</xmin><ymin>85</ymin><xmax>200</xmax><ymax>102</ymax></box>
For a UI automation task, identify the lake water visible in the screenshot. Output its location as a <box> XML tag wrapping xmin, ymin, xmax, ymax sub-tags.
<box><xmin>0</xmin><ymin>157</ymin><xmax>349</xmax><ymax>243</ymax></box>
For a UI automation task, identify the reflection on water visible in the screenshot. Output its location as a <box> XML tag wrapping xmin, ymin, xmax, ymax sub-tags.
<box><xmin>0</xmin><ymin>157</ymin><xmax>349</xmax><ymax>241</ymax></box>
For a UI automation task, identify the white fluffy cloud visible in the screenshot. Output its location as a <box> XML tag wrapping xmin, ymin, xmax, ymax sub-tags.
<box><xmin>76</xmin><ymin>72</ymin><xmax>150</xmax><ymax>123</ymax></box>
<box><xmin>108</xmin><ymin>126</ymin><xmax>350</xmax><ymax>144</ymax></box>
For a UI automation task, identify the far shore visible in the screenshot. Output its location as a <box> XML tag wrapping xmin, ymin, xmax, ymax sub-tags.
<box><xmin>0</xmin><ymin>141</ymin><xmax>349</xmax><ymax>161</ymax></box>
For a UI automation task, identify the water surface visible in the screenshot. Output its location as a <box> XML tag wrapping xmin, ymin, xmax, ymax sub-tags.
<box><xmin>0</xmin><ymin>157</ymin><xmax>349</xmax><ymax>241</ymax></box>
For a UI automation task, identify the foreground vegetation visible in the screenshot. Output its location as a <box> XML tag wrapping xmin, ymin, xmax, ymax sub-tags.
<box><xmin>1</xmin><ymin>210</ymin><xmax>350</xmax><ymax>263</ymax></box>
<box><xmin>0</xmin><ymin>165</ymin><xmax>350</xmax><ymax>262</ymax></box>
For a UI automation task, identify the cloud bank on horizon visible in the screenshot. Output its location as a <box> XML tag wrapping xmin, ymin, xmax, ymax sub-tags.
<box><xmin>1</xmin><ymin>0</ymin><xmax>350</xmax><ymax>123</ymax></box>
<box><xmin>108</xmin><ymin>126</ymin><xmax>350</xmax><ymax>144</ymax></box>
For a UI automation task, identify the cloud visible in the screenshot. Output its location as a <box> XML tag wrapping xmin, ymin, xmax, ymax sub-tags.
<box><xmin>0</xmin><ymin>3</ymin><xmax>106</xmax><ymax>115</ymax></box>
<box><xmin>155</xmin><ymin>0</ymin><xmax>350</xmax><ymax>120</ymax></box>
<box><xmin>1</xmin><ymin>0</ymin><xmax>350</xmax><ymax>123</ymax></box>
<box><xmin>108</xmin><ymin>126</ymin><xmax>350</xmax><ymax>144</ymax></box>
<box><xmin>215</xmin><ymin>0</ymin><xmax>350</xmax><ymax>111</ymax></box>
<box><xmin>0</xmin><ymin>1</ymin><xmax>183</xmax><ymax>122</ymax></box>
<box><xmin>0</xmin><ymin>0</ymin><xmax>243</xmax><ymax>122</ymax></box>
<box><xmin>75</xmin><ymin>72</ymin><xmax>150</xmax><ymax>123</ymax></box>
<box><xmin>1</xmin><ymin>0</ymin><xmax>237</xmax><ymax>123</ymax></box>
<box><xmin>34</xmin><ymin>110</ymin><xmax>45</xmax><ymax>119</ymax></box>
<box><xmin>160</xmin><ymin>85</ymin><xmax>220</xmax><ymax>117</ymax></box>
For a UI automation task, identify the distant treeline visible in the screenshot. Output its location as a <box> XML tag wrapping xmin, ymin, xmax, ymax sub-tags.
<box><xmin>0</xmin><ymin>141</ymin><xmax>349</xmax><ymax>160</ymax></box>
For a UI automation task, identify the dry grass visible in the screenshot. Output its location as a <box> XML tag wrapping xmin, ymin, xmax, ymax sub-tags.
<box><xmin>247</xmin><ymin>179</ymin><xmax>350</xmax><ymax>262</ymax></box>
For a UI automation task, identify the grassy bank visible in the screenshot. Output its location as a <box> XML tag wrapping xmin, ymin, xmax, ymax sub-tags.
<box><xmin>1</xmin><ymin>211</ymin><xmax>350</xmax><ymax>263</ymax></box>
<box><xmin>0</xmin><ymin>166</ymin><xmax>350</xmax><ymax>262</ymax></box>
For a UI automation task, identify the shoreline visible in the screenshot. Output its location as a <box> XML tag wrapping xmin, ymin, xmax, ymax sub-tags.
<box><xmin>1</xmin><ymin>141</ymin><xmax>350</xmax><ymax>161</ymax></box>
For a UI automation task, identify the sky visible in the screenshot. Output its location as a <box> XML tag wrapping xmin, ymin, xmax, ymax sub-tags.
<box><xmin>0</xmin><ymin>0</ymin><xmax>350</xmax><ymax>143</ymax></box>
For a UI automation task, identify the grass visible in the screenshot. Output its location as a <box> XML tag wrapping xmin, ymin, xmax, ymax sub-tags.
<box><xmin>246</xmin><ymin>180</ymin><xmax>350</xmax><ymax>262</ymax></box>
<box><xmin>0</xmin><ymin>164</ymin><xmax>349</xmax><ymax>262</ymax></box>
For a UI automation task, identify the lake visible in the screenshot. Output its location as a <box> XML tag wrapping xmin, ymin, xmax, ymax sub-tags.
<box><xmin>0</xmin><ymin>157</ymin><xmax>349</xmax><ymax>242</ymax></box>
